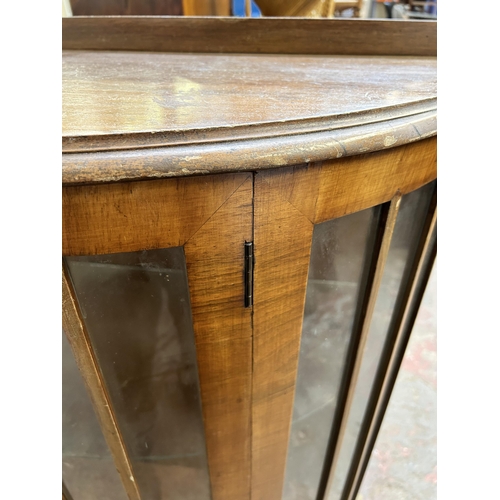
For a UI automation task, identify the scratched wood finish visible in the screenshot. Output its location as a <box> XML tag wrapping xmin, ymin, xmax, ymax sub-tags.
<box><xmin>185</xmin><ymin>175</ymin><xmax>253</xmax><ymax>500</ymax></box>
<box><xmin>62</xmin><ymin>174</ymin><xmax>246</xmax><ymax>255</ymax></box>
<box><xmin>272</xmin><ymin>137</ymin><xmax>437</xmax><ymax>225</ymax></box>
<box><xmin>62</xmin><ymin>266</ymin><xmax>141</xmax><ymax>500</ymax></box>
<box><xmin>251</xmin><ymin>138</ymin><xmax>436</xmax><ymax>500</ymax></box>
<box><xmin>252</xmin><ymin>171</ymin><xmax>314</xmax><ymax>500</ymax></box>
<box><xmin>63</xmin><ymin>50</ymin><xmax>436</xmax><ymax>144</ymax></box>
<box><xmin>62</xmin><ymin>110</ymin><xmax>436</xmax><ymax>185</ymax></box>
<box><xmin>62</xmin><ymin>17</ymin><xmax>436</xmax><ymax>185</ymax></box>
<box><xmin>62</xmin><ymin>17</ymin><xmax>436</xmax><ymax>57</ymax></box>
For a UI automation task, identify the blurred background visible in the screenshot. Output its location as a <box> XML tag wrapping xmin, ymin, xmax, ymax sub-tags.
<box><xmin>62</xmin><ymin>0</ymin><xmax>436</xmax><ymax>20</ymax></box>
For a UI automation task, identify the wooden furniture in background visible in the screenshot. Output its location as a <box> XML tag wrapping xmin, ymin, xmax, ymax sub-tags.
<box><xmin>69</xmin><ymin>0</ymin><xmax>183</xmax><ymax>15</ymax></box>
<box><xmin>255</xmin><ymin>0</ymin><xmax>335</xmax><ymax>17</ymax></box>
<box><xmin>182</xmin><ymin>0</ymin><xmax>231</xmax><ymax>16</ymax></box>
<box><xmin>62</xmin><ymin>17</ymin><xmax>436</xmax><ymax>500</ymax></box>
<box><xmin>67</xmin><ymin>0</ymin><xmax>370</xmax><ymax>18</ymax></box>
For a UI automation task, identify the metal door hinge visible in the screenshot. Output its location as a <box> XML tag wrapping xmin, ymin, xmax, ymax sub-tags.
<box><xmin>244</xmin><ymin>241</ymin><xmax>254</xmax><ymax>308</ymax></box>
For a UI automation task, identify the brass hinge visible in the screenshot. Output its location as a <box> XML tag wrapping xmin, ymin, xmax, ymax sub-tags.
<box><xmin>244</xmin><ymin>241</ymin><xmax>254</xmax><ymax>308</ymax></box>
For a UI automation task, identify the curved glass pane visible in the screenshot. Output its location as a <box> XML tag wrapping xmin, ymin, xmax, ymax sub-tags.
<box><xmin>327</xmin><ymin>181</ymin><xmax>435</xmax><ymax>499</ymax></box>
<box><xmin>62</xmin><ymin>331</ymin><xmax>128</xmax><ymax>500</ymax></box>
<box><xmin>65</xmin><ymin>247</ymin><xmax>211</xmax><ymax>500</ymax></box>
<box><xmin>283</xmin><ymin>206</ymin><xmax>381</xmax><ymax>500</ymax></box>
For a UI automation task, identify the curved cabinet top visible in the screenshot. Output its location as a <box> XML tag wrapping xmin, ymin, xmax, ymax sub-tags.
<box><xmin>62</xmin><ymin>17</ymin><xmax>437</xmax><ymax>185</ymax></box>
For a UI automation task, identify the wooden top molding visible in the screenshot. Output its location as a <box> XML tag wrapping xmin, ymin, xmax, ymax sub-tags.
<box><xmin>62</xmin><ymin>17</ymin><xmax>436</xmax><ymax>56</ymax></box>
<box><xmin>62</xmin><ymin>17</ymin><xmax>437</xmax><ymax>185</ymax></box>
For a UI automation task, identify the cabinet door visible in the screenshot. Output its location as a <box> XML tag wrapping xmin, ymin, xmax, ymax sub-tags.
<box><xmin>251</xmin><ymin>138</ymin><xmax>437</xmax><ymax>500</ymax></box>
<box><xmin>62</xmin><ymin>173</ymin><xmax>253</xmax><ymax>500</ymax></box>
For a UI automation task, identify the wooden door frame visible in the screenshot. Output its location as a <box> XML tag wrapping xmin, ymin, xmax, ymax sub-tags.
<box><xmin>62</xmin><ymin>137</ymin><xmax>437</xmax><ymax>500</ymax></box>
<box><xmin>62</xmin><ymin>172</ymin><xmax>253</xmax><ymax>500</ymax></box>
<box><xmin>251</xmin><ymin>137</ymin><xmax>437</xmax><ymax>500</ymax></box>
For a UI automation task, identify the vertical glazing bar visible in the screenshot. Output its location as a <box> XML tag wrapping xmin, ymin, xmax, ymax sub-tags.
<box><xmin>252</xmin><ymin>170</ymin><xmax>315</xmax><ymax>500</ymax></box>
<box><xmin>320</xmin><ymin>194</ymin><xmax>402</xmax><ymax>499</ymax></box>
<box><xmin>344</xmin><ymin>208</ymin><xmax>437</xmax><ymax>500</ymax></box>
<box><xmin>62</xmin><ymin>265</ymin><xmax>142</xmax><ymax>500</ymax></box>
<box><xmin>184</xmin><ymin>176</ymin><xmax>254</xmax><ymax>500</ymax></box>
<box><xmin>314</xmin><ymin>201</ymin><xmax>391</xmax><ymax>500</ymax></box>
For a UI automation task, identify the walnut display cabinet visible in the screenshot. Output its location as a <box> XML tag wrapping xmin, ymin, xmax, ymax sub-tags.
<box><xmin>62</xmin><ymin>17</ymin><xmax>437</xmax><ymax>500</ymax></box>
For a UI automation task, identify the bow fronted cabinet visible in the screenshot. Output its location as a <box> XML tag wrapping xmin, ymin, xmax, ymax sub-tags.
<box><xmin>62</xmin><ymin>17</ymin><xmax>437</xmax><ymax>500</ymax></box>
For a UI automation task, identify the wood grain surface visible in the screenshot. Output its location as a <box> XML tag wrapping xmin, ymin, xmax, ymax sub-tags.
<box><xmin>62</xmin><ymin>266</ymin><xmax>142</xmax><ymax>500</ymax></box>
<box><xmin>250</xmin><ymin>137</ymin><xmax>436</xmax><ymax>500</ymax></box>
<box><xmin>63</xmin><ymin>50</ymin><xmax>436</xmax><ymax>142</ymax></box>
<box><xmin>272</xmin><ymin>137</ymin><xmax>437</xmax><ymax>224</ymax></box>
<box><xmin>63</xmin><ymin>172</ymin><xmax>254</xmax><ymax>500</ymax></box>
<box><xmin>61</xmin><ymin>18</ymin><xmax>438</xmax><ymax>496</ymax></box>
<box><xmin>62</xmin><ymin>173</ymin><xmax>247</xmax><ymax>255</ymax></box>
<box><xmin>252</xmin><ymin>171</ymin><xmax>314</xmax><ymax>500</ymax></box>
<box><xmin>62</xmin><ymin>111</ymin><xmax>436</xmax><ymax>185</ymax></box>
<box><xmin>62</xmin><ymin>17</ymin><xmax>436</xmax><ymax>185</ymax></box>
<box><xmin>185</xmin><ymin>175</ymin><xmax>253</xmax><ymax>500</ymax></box>
<box><xmin>62</xmin><ymin>17</ymin><xmax>437</xmax><ymax>57</ymax></box>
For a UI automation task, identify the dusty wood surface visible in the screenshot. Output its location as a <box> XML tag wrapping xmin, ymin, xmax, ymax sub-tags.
<box><xmin>252</xmin><ymin>171</ymin><xmax>314</xmax><ymax>500</ymax></box>
<box><xmin>185</xmin><ymin>175</ymin><xmax>253</xmax><ymax>500</ymax></box>
<box><xmin>63</xmin><ymin>49</ymin><xmax>435</xmax><ymax>148</ymax></box>
<box><xmin>62</xmin><ymin>173</ymin><xmax>246</xmax><ymax>255</ymax></box>
<box><xmin>62</xmin><ymin>17</ymin><xmax>436</xmax><ymax>57</ymax></box>
<box><xmin>62</xmin><ymin>266</ymin><xmax>142</xmax><ymax>500</ymax></box>
<box><xmin>62</xmin><ymin>111</ymin><xmax>436</xmax><ymax>185</ymax></box>
<box><xmin>63</xmin><ymin>17</ymin><xmax>436</xmax><ymax>185</ymax></box>
<box><xmin>62</xmin><ymin>17</ymin><xmax>436</xmax><ymax>185</ymax></box>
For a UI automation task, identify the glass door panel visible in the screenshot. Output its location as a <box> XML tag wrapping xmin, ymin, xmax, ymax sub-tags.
<box><xmin>283</xmin><ymin>181</ymin><xmax>436</xmax><ymax>500</ymax></box>
<box><xmin>63</xmin><ymin>331</ymin><xmax>128</xmax><ymax>500</ymax></box>
<box><xmin>64</xmin><ymin>247</ymin><xmax>211</xmax><ymax>500</ymax></box>
<box><xmin>283</xmin><ymin>206</ymin><xmax>381</xmax><ymax>500</ymax></box>
<box><xmin>327</xmin><ymin>181</ymin><xmax>436</xmax><ymax>499</ymax></box>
